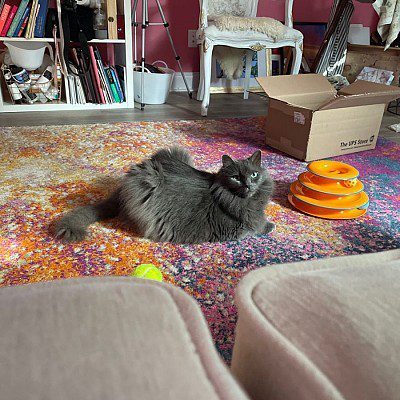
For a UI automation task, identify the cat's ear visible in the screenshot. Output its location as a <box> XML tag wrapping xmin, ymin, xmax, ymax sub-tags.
<box><xmin>248</xmin><ymin>150</ymin><xmax>261</xmax><ymax>166</ymax></box>
<box><xmin>222</xmin><ymin>155</ymin><xmax>235</xmax><ymax>167</ymax></box>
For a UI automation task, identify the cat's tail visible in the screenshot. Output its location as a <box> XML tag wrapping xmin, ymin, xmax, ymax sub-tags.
<box><xmin>53</xmin><ymin>190</ymin><xmax>120</xmax><ymax>242</ymax></box>
<box><xmin>151</xmin><ymin>147</ymin><xmax>194</xmax><ymax>167</ymax></box>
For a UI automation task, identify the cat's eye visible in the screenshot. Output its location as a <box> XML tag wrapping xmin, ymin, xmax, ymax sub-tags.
<box><xmin>251</xmin><ymin>172</ymin><xmax>259</xmax><ymax>179</ymax></box>
<box><xmin>231</xmin><ymin>176</ymin><xmax>241</xmax><ymax>183</ymax></box>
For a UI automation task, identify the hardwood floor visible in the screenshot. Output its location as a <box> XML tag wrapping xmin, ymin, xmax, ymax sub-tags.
<box><xmin>0</xmin><ymin>92</ymin><xmax>267</xmax><ymax>126</ymax></box>
<box><xmin>1</xmin><ymin>91</ymin><xmax>399</xmax><ymax>143</ymax></box>
<box><xmin>378</xmin><ymin>111</ymin><xmax>400</xmax><ymax>144</ymax></box>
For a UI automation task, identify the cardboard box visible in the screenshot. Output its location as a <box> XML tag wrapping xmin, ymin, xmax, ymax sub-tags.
<box><xmin>257</xmin><ymin>74</ymin><xmax>400</xmax><ymax>161</ymax></box>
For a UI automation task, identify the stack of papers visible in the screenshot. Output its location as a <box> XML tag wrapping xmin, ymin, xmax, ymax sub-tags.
<box><xmin>356</xmin><ymin>67</ymin><xmax>395</xmax><ymax>85</ymax></box>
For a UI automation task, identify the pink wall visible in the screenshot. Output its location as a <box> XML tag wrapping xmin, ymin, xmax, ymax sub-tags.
<box><xmin>136</xmin><ymin>0</ymin><xmax>379</xmax><ymax>72</ymax></box>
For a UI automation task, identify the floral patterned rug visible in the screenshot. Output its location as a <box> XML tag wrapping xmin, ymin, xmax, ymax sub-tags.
<box><xmin>1</xmin><ymin>117</ymin><xmax>399</xmax><ymax>362</ymax></box>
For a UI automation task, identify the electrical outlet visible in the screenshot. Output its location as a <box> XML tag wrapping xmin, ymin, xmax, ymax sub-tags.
<box><xmin>188</xmin><ymin>30</ymin><xmax>197</xmax><ymax>48</ymax></box>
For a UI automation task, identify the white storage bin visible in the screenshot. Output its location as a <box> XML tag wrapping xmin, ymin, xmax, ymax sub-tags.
<box><xmin>133</xmin><ymin>61</ymin><xmax>174</xmax><ymax>105</ymax></box>
<box><xmin>4</xmin><ymin>42</ymin><xmax>53</xmax><ymax>71</ymax></box>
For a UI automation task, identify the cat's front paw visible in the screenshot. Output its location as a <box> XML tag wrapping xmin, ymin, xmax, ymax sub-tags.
<box><xmin>263</xmin><ymin>222</ymin><xmax>275</xmax><ymax>235</ymax></box>
<box><xmin>53</xmin><ymin>222</ymin><xmax>87</xmax><ymax>243</ymax></box>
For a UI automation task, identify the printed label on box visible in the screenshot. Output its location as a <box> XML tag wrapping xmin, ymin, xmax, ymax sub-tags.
<box><xmin>294</xmin><ymin>111</ymin><xmax>305</xmax><ymax>125</ymax></box>
<box><xmin>339</xmin><ymin>135</ymin><xmax>376</xmax><ymax>151</ymax></box>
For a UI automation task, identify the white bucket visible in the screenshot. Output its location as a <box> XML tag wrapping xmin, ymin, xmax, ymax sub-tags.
<box><xmin>4</xmin><ymin>41</ymin><xmax>53</xmax><ymax>71</ymax></box>
<box><xmin>133</xmin><ymin>61</ymin><xmax>175</xmax><ymax>105</ymax></box>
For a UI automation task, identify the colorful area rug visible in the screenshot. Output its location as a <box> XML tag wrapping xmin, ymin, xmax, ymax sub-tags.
<box><xmin>1</xmin><ymin>118</ymin><xmax>399</xmax><ymax>361</ymax></box>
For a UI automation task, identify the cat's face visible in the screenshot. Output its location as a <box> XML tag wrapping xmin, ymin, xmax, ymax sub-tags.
<box><xmin>218</xmin><ymin>151</ymin><xmax>266</xmax><ymax>198</ymax></box>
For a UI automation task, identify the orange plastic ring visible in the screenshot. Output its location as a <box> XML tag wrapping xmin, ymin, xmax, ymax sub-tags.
<box><xmin>298</xmin><ymin>172</ymin><xmax>364</xmax><ymax>196</ymax></box>
<box><xmin>290</xmin><ymin>181</ymin><xmax>369</xmax><ymax>210</ymax></box>
<box><xmin>307</xmin><ymin>160</ymin><xmax>359</xmax><ymax>180</ymax></box>
<box><xmin>288</xmin><ymin>193</ymin><xmax>367</xmax><ymax>220</ymax></box>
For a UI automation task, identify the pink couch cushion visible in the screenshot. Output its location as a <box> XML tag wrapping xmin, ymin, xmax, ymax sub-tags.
<box><xmin>0</xmin><ymin>277</ymin><xmax>248</xmax><ymax>400</ymax></box>
<box><xmin>232</xmin><ymin>250</ymin><xmax>400</xmax><ymax>400</ymax></box>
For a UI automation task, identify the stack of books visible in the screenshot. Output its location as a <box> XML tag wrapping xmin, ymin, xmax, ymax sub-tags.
<box><xmin>0</xmin><ymin>0</ymin><xmax>49</xmax><ymax>38</ymax></box>
<box><xmin>67</xmin><ymin>45</ymin><xmax>125</xmax><ymax>105</ymax></box>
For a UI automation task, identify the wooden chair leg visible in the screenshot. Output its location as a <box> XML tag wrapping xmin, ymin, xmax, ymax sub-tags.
<box><xmin>243</xmin><ymin>50</ymin><xmax>253</xmax><ymax>100</ymax></box>
<box><xmin>201</xmin><ymin>44</ymin><xmax>213</xmax><ymax>117</ymax></box>
<box><xmin>197</xmin><ymin>45</ymin><xmax>205</xmax><ymax>101</ymax></box>
<box><xmin>291</xmin><ymin>41</ymin><xmax>302</xmax><ymax>75</ymax></box>
<box><xmin>283</xmin><ymin>47</ymin><xmax>293</xmax><ymax>75</ymax></box>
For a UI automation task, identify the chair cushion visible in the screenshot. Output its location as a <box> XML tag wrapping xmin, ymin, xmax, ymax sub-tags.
<box><xmin>231</xmin><ymin>250</ymin><xmax>400</xmax><ymax>400</ymax></box>
<box><xmin>0</xmin><ymin>277</ymin><xmax>249</xmax><ymax>400</ymax></box>
<box><xmin>204</xmin><ymin>18</ymin><xmax>303</xmax><ymax>44</ymax></box>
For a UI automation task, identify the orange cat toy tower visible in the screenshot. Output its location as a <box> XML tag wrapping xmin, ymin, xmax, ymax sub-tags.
<box><xmin>288</xmin><ymin>160</ymin><xmax>369</xmax><ymax>219</ymax></box>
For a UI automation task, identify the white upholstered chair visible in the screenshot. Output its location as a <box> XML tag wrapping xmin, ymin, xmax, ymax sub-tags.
<box><xmin>197</xmin><ymin>0</ymin><xmax>303</xmax><ymax>116</ymax></box>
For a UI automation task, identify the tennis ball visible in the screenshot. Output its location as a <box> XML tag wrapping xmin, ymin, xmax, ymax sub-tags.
<box><xmin>132</xmin><ymin>264</ymin><xmax>163</xmax><ymax>282</ymax></box>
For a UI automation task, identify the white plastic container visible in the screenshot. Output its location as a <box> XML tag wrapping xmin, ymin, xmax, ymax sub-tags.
<box><xmin>4</xmin><ymin>41</ymin><xmax>53</xmax><ymax>71</ymax></box>
<box><xmin>133</xmin><ymin>61</ymin><xmax>175</xmax><ymax>105</ymax></box>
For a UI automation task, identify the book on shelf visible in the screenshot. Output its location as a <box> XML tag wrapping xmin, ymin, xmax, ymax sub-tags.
<box><xmin>33</xmin><ymin>0</ymin><xmax>48</xmax><ymax>37</ymax></box>
<box><xmin>15</xmin><ymin>2</ymin><xmax>28</xmax><ymax>35</ymax></box>
<box><xmin>23</xmin><ymin>0</ymin><xmax>34</xmax><ymax>37</ymax></box>
<box><xmin>79</xmin><ymin>48</ymin><xmax>100</xmax><ymax>103</ymax></box>
<box><xmin>24</xmin><ymin>0</ymin><xmax>38</xmax><ymax>38</ymax></box>
<box><xmin>30</xmin><ymin>0</ymin><xmax>40</xmax><ymax>37</ymax></box>
<box><xmin>0</xmin><ymin>2</ymin><xmax>12</xmax><ymax>33</ymax></box>
<box><xmin>75</xmin><ymin>76</ymin><xmax>86</xmax><ymax>104</ymax></box>
<box><xmin>67</xmin><ymin>74</ymin><xmax>76</xmax><ymax>104</ymax></box>
<box><xmin>78</xmin><ymin>48</ymin><xmax>100</xmax><ymax>103</ymax></box>
<box><xmin>71</xmin><ymin>47</ymin><xmax>92</xmax><ymax>103</ymax></box>
<box><xmin>93</xmin><ymin>46</ymin><xmax>113</xmax><ymax>103</ymax></box>
<box><xmin>0</xmin><ymin>0</ymin><xmax>14</xmax><ymax>33</ymax></box>
<box><xmin>67</xmin><ymin>63</ymin><xmax>87</xmax><ymax>105</ymax></box>
<box><xmin>12</xmin><ymin>3</ymin><xmax>29</xmax><ymax>36</ymax></box>
<box><xmin>115</xmin><ymin>64</ymin><xmax>126</xmax><ymax>99</ymax></box>
<box><xmin>63</xmin><ymin>45</ymin><xmax>126</xmax><ymax>106</ymax></box>
<box><xmin>1</xmin><ymin>3</ymin><xmax>18</xmax><ymax>36</ymax></box>
<box><xmin>88</xmin><ymin>45</ymin><xmax>106</xmax><ymax>104</ymax></box>
<box><xmin>98</xmin><ymin>62</ymin><xmax>112</xmax><ymax>103</ymax></box>
<box><xmin>0</xmin><ymin>0</ymin><xmax>50</xmax><ymax>38</ymax></box>
<box><xmin>105</xmin><ymin>66</ymin><xmax>120</xmax><ymax>102</ymax></box>
<box><xmin>6</xmin><ymin>0</ymin><xmax>27</xmax><ymax>36</ymax></box>
<box><xmin>110</xmin><ymin>66</ymin><xmax>124</xmax><ymax>102</ymax></box>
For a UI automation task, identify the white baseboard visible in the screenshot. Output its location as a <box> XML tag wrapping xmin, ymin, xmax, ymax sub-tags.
<box><xmin>171</xmin><ymin>72</ymin><xmax>200</xmax><ymax>92</ymax></box>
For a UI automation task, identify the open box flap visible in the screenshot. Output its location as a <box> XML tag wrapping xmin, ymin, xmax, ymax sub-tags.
<box><xmin>339</xmin><ymin>79</ymin><xmax>400</xmax><ymax>96</ymax></box>
<box><xmin>319</xmin><ymin>80</ymin><xmax>400</xmax><ymax>111</ymax></box>
<box><xmin>267</xmin><ymin>96</ymin><xmax>313</xmax><ymax>112</ymax></box>
<box><xmin>257</xmin><ymin>74</ymin><xmax>336</xmax><ymax>103</ymax></box>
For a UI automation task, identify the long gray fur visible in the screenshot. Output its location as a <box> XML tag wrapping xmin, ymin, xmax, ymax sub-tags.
<box><xmin>54</xmin><ymin>147</ymin><xmax>275</xmax><ymax>244</ymax></box>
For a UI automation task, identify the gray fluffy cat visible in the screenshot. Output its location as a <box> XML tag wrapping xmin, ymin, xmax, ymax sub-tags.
<box><xmin>54</xmin><ymin>147</ymin><xmax>275</xmax><ymax>244</ymax></box>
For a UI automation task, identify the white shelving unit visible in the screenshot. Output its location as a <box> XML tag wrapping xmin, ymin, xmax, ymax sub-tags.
<box><xmin>0</xmin><ymin>0</ymin><xmax>134</xmax><ymax>113</ymax></box>
<box><xmin>0</xmin><ymin>37</ymin><xmax>127</xmax><ymax>43</ymax></box>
